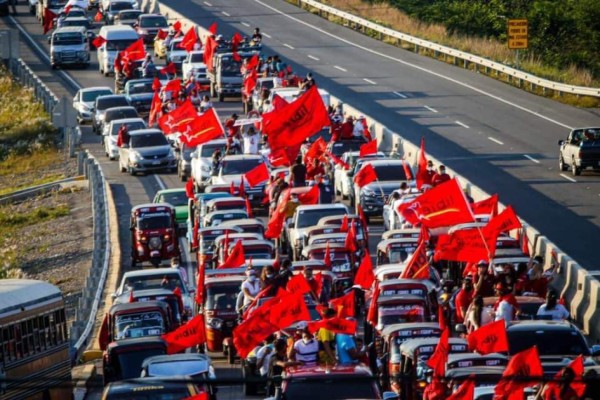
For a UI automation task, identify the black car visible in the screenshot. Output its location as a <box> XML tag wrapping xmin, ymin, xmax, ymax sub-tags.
<box><xmin>101</xmin><ymin>377</ymin><xmax>203</xmax><ymax>399</ymax></box>
<box><xmin>103</xmin><ymin>337</ymin><xmax>167</xmax><ymax>385</ymax></box>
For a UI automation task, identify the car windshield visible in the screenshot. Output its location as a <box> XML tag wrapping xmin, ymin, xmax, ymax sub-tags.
<box><xmin>220</xmin><ymin>57</ymin><xmax>242</xmax><ymax>77</ymax></box>
<box><xmin>123</xmin><ymin>274</ymin><xmax>185</xmax><ymax>293</ymax></box>
<box><xmin>378</xmin><ymin>305</ymin><xmax>426</xmax><ymax>326</ymax></box>
<box><xmin>329</xmin><ymin>141</ymin><xmax>363</xmax><ymax>157</ymax></box>
<box><xmin>296</xmin><ymin>208</ymin><xmax>347</xmax><ymax>228</ymax></box>
<box><xmin>115</xmin><ymin>347</ymin><xmax>166</xmax><ymax>380</ymax></box>
<box><xmin>507</xmin><ymin>329</ymin><xmax>590</xmax><ymax>356</ymax></box>
<box><xmin>181</xmin><ymin>146</ymin><xmax>194</xmax><ymax>161</ymax></box>
<box><xmin>110</xmin><ymin>121</ymin><xmax>146</xmax><ymax>136</ymax></box>
<box><xmin>106</xmin><ymin>109</ymin><xmax>138</xmax><ymax>121</ymax></box>
<box><xmin>221</xmin><ymin>159</ymin><xmax>261</xmax><ymax>175</ymax></box>
<box><xmin>157</xmin><ymin>192</ymin><xmax>188</xmax><ymax>207</ymax></box>
<box><xmin>372</xmin><ymin>165</ymin><xmax>408</xmax><ymax>181</ymax></box>
<box><xmin>49</xmin><ymin>0</ymin><xmax>67</xmax><ymax>6</ymax></box>
<box><xmin>110</xmin><ymin>2</ymin><xmax>133</xmax><ymax>11</ymax></box>
<box><xmin>169</xmin><ymin>40</ymin><xmax>183</xmax><ymax>51</ymax></box>
<box><xmin>82</xmin><ymin>89</ymin><xmax>112</xmax><ymax>102</ymax></box>
<box><xmin>130</xmin><ymin>133</ymin><xmax>168</xmax><ymax>148</ymax></box>
<box><xmin>53</xmin><ymin>33</ymin><xmax>84</xmax><ymax>45</ymax></box>
<box><xmin>128</xmin><ymin>82</ymin><xmax>154</xmax><ymax>94</ymax></box>
<box><xmin>200</xmin><ymin>144</ymin><xmax>225</xmax><ymax>157</ymax></box>
<box><xmin>136</xmin><ymin>213</ymin><xmax>171</xmax><ymax>230</ymax></box>
<box><xmin>389</xmin><ymin>248</ymin><xmax>415</xmax><ymax>263</ymax></box>
<box><xmin>106</xmin><ymin>39</ymin><xmax>139</xmax><ymax>51</ymax></box>
<box><xmin>189</xmin><ymin>53</ymin><xmax>204</xmax><ymax>63</ymax></box>
<box><xmin>97</xmin><ymin>97</ymin><xmax>129</xmax><ymax>110</ymax></box>
<box><xmin>62</xmin><ymin>20</ymin><xmax>90</xmax><ymax>28</ymax></box>
<box><xmin>285</xmin><ymin>379</ymin><xmax>378</xmax><ymax>400</ymax></box>
<box><xmin>114</xmin><ymin>312</ymin><xmax>165</xmax><ymax>340</ymax></box>
<box><xmin>140</xmin><ymin>16</ymin><xmax>168</xmax><ymax>28</ymax></box>
<box><xmin>206</xmin><ymin>284</ymin><xmax>239</xmax><ymax>310</ymax></box>
<box><xmin>119</xmin><ymin>11</ymin><xmax>141</xmax><ymax>19</ymax></box>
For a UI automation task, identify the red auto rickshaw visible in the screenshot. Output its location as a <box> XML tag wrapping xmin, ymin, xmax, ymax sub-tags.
<box><xmin>130</xmin><ymin>203</ymin><xmax>179</xmax><ymax>268</ymax></box>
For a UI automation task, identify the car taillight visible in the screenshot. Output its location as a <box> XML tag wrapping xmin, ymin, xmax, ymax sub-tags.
<box><xmin>164</xmin><ymin>234</ymin><xmax>171</xmax><ymax>241</ymax></box>
<box><xmin>139</xmin><ymin>236</ymin><xmax>147</xmax><ymax>243</ymax></box>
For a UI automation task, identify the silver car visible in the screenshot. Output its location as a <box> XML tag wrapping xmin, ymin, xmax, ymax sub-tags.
<box><xmin>72</xmin><ymin>86</ymin><xmax>112</xmax><ymax>124</ymax></box>
<box><xmin>118</xmin><ymin>128</ymin><xmax>177</xmax><ymax>175</ymax></box>
<box><xmin>103</xmin><ymin>117</ymin><xmax>145</xmax><ymax>160</ymax></box>
<box><xmin>50</xmin><ymin>26</ymin><xmax>90</xmax><ymax>69</ymax></box>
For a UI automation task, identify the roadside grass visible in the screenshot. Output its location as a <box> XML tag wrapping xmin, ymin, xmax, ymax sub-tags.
<box><xmin>296</xmin><ymin>0</ymin><xmax>599</xmax><ymax>107</ymax></box>
<box><xmin>0</xmin><ymin>149</ymin><xmax>66</xmax><ymax>196</ymax></box>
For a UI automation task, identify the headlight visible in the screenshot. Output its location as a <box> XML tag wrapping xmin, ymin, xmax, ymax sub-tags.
<box><xmin>138</xmin><ymin>29</ymin><xmax>147</xmax><ymax>35</ymax></box>
<box><xmin>98</xmin><ymin>113</ymin><xmax>106</xmax><ymax>121</ymax></box>
<box><xmin>130</xmin><ymin>151</ymin><xmax>142</xmax><ymax>161</ymax></box>
<box><xmin>77</xmin><ymin>51</ymin><xmax>87</xmax><ymax>57</ymax></box>
<box><xmin>208</xmin><ymin>317</ymin><xmax>223</xmax><ymax>330</ymax></box>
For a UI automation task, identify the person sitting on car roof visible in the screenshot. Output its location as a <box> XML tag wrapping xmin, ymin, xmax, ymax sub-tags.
<box><xmin>340</xmin><ymin>116</ymin><xmax>355</xmax><ymax>140</ymax></box>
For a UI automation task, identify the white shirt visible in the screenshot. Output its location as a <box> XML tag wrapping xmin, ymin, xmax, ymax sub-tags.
<box><xmin>293</xmin><ymin>339</ymin><xmax>319</xmax><ymax>365</ymax></box>
<box><xmin>256</xmin><ymin>345</ymin><xmax>274</xmax><ymax>376</ymax></box>
<box><xmin>243</xmin><ymin>134</ymin><xmax>259</xmax><ymax>154</ymax></box>
<box><xmin>537</xmin><ymin>304</ymin><xmax>569</xmax><ymax>320</ymax></box>
<box><xmin>241</xmin><ymin>279</ymin><xmax>261</xmax><ymax>307</ymax></box>
<box><xmin>353</xmin><ymin>121</ymin><xmax>364</xmax><ymax>137</ymax></box>
<box><xmin>494</xmin><ymin>300</ymin><xmax>514</xmax><ymax>324</ymax></box>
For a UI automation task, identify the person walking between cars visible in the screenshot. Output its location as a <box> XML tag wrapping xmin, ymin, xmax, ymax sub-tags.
<box><xmin>454</xmin><ymin>277</ymin><xmax>474</xmax><ymax>324</ymax></box>
<box><xmin>116</xmin><ymin>125</ymin><xmax>129</xmax><ymax>148</ymax></box>
<box><xmin>240</xmin><ymin>268</ymin><xmax>261</xmax><ymax>311</ymax></box>
<box><xmin>317</xmin><ymin>175</ymin><xmax>334</xmax><ymax>204</ymax></box>
<box><xmin>289</xmin><ymin>156</ymin><xmax>307</xmax><ymax>187</ymax></box>
<box><xmin>142</xmin><ymin>55</ymin><xmax>157</xmax><ymax>78</ymax></box>
<box><xmin>268</xmin><ymin>338</ymin><xmax>300</xmax><ymax>397</ymax></box>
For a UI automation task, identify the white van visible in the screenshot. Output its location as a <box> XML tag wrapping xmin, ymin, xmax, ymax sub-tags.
<box><xmin>97</xmin><ymin>25</ymin><xmax>139</xmax><ymax>76</ymax></box>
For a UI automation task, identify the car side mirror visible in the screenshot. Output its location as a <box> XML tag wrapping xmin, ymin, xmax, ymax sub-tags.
<box><xmin>558</xmin><ymin>139</ymin><xmax>565</xmax><ymax>146</ymax></box>
<box><xmin>455</xmin><ymin>323</ymin><xmax>467</xmax><ymax>334</ymax></box>
<box><xmin>190</xmin><ymin>151</ymin><xmax>197</xmax><ymax>158</ymax></box>
<box><xmin>591</xmin><ymin>345</ymin><xmax>600</xmax><ymax>357</ymax></box>
<box><xmin>346</xmin><ymin>171</ymin><xmax>352</xmax><ymax>176</ymax></box>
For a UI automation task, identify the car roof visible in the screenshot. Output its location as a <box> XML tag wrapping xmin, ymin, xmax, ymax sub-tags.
<box><xmin>122</xmin><ymin>267</ymin><xmax>182</xmax><ymax>279</ymax></box>
<box><xmin>129</xmin><ymin>128</ymin><xmax>165</xmax><ymax>136</ymax></box>
<box><xmin>156</xmin><ymin>188</ymin><xmax>186</xmax><ymax>194</ymax></box>
<box><xmin>0</xmin><ymin>279</ymin><xmax>62</xmax><ymax>317</ymax></box>
<box><xmin>220</xmin><ymin>218</ymin><xmax>265</xmax><ymax>227</ymax></box>
<box><xmin>105</xmin><ymin>106</ymin><xmax>137</xmax><ymax>113</ymax></box>
<box><xmin>379</xmin><ymin>322</ymin><xmax>441</xmax><ymax>338</ymax></box>
<box><xmin>446</xmin><ymin>352</ymin><xmax>508</xmax><ymax>364</ymax></box>
<box><xmin>506</xmin><ymin>320</ymin><xmax>577</xmax><ymax>331</ymax></box>
<box><xmin>221</xmin><ymin>154</ymin><xmax>263</xmax><ymax>161</ymax></box>
<box><xmin>131</xmin><ymin>202</ymin><xmax>174</xmax><ymax>212</ymax></box>
<box><xmin>96</xmin><ymin>94</ymin><xmax>128</xmax><ymax>101</ymax></box>
<box><xmin>54</xmin><ymin>26</ymin><xmax>87</xmax><ymax>33</ymax></box>
<box><xmin>205</xmin><ymin>196</ymin><xmax>245</xmax><ymax>205</ymax></box>
<box><xmin>141</xmin><ymin>353</ymin><xmax>211</xmax><ymax>368</ymax></box>
<box><xmin>379</xmin><ymin>278</ymin><xmax>435</xmax><ymax>290</ymax></box>
<box><xmin>104</xmin><ymin>377</ymin><xmax>195</xmax><ymax>394</ymax></box>
<box><xmin>363</xmin><ymin>159</ymin><xmax>406</xmax><ymax>167</ymax></box>
<box><xmin>400</xmin><ymin>337</ymin><xmax>468</xmax><ymax>354</ymax></box>
<box><xmin>204</xmin><ymin>210</ymin><xmax>248</xmax><ymax>218</ymax></box>
<box><xmin>107</xmin><ymin>336</ymin><xmax>167</xmax><ymax>349</ymax></box>
<box><xmin>80</xmin><ymin>86</ymin><xmax>113</xmax><ymax>93</ymax></box>
<box><xmin>295</xmin><ymin>203</ymin><xmax>348</xmax><ymax>212</ymax></box>
<box><xmin>377</xmin><ymin>294</ymin><xmax>426</xmax><ymax>304</ymax></box>
<box><xmin>109</xmin><ymin>117</ymin><xmax>145</xmax><ymax>126</ymax></box>
<box><xmin>285</xmin><ymin>363</ymin><xmax>373</xmax><ymax>377</ymax></box>
<box><xmin>109</xmin><ymin>300</ymin><xmax>168</xmax><ymax>315</ymax></box>
<box><xmin>139</xmin><ymin>13</ymin><xmax>165</xmax><ymax>18</ymax></box>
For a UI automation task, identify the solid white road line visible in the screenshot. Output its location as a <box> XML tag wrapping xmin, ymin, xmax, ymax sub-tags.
<box><xmin>364</xmin><ymin>78</ymin><xmax>377</xmax><ymax>85</ymax></box>
<box><xmin>308</xmin><ymin>55</ymin><xmax>320</xmax><ymax>61</ymax></box>
<box><xmin>283</xmin><ymin>43</ymin><xmax>295</xmax><ymax>49</ymax></box>
<box><xmin>334</xmin><ymin>65</ymin><xmax>347</xmax><ymax>72</ymax></box>
<box><xmin>241</xmin><ymin>22</ymin><xmax>251</xmax><ymax>27</ymax></box>
<box><xmin>424</xmin><ymin>106</ymin><xmax>438</xmax><ymax>113</ymax></box>
<box><xmin>203</xmin><ymin>1</ymin><xmax>212</xmax><ymax>6</ymax></box>
<box><xmin>263</xmin><ymin>33</ymin><xmax>272</xmax><ymax>38</ymax></box>
<box><xmin>455</xmin><ymin>120</ymin><xmax>470</xmax><ymax>129</ymax></box>
<box><xmin>253</xmin><ymin>0</ymin><xmax>573</xmax><ymax>130</ymax></box>
<box><xmin>393</xmin><ymin>91</ymin><xmax>407</xmax><ymax>98</ymax></box>
<box><xmin>560</xmin><ymin>174</ymin><xmax>577</xmax><ymax>183</ymax></box>
<box><xmin>154</xmin><ymin>175</ymin><xmax>167</xmax><ymax>191</ymax></box>
<box><xmin>488</xmin><ymin>137</ymin><xmax>504</xmax><ymax>145</ymax></box>
<box><xmin>221</xmin><ymin>11</ymin><xmax>230</xmax><ymax>16</ymax></box>
<box><xmin>524</xmin><ymin>154</ymin><xmax>541</xmax><ymax>164</ymax></box>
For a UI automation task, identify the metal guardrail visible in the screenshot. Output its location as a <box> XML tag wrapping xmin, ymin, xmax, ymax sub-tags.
<box><xmin>70</xmin><ymin>151</ymin><xmax>111</xmax><ymax>364</ymax></box>
<box><xmin>294</xmin><ymin>0</ymin><xmax>600</xmax><ymax>98</ymax></box>
<box><xmin>8</xmin><ymin>58</ymin><xmax>60</xmax><ymax>115</ymax></box>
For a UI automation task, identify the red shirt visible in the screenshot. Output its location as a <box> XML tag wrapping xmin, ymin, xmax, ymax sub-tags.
<box><xmin>454</xmin><ymin>289</ymin><xmax>473</xmax><ymax>323</ymax></box>
<box><xmin>307</xmin><ymin>165</ymin><xmax>325</xmax><ymax>180</ymax></box>
<box><xmin>340</xmin><ymin>122</ymin><xmax>354</xmax><ymax>139</ymax></box>
<box><xmin>225</xmin><ymin>119</ymin><xmax>240</xmax><ymax>137</ymax></box>
<box><xmin>431</xmin><ymin>172</ymin><xmax>451</xmax><ymax>187</ymax></box>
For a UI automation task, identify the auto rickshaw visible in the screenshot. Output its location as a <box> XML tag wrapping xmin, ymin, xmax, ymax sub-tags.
<box><xmin>212</xmin><ymin>233</ymin><xmax>264</xmax><ymax>267</ymax></box>
<box><xmin>220</xmin><ymin>218</ymin><xmax>266</xmax><ymax>235</ymax></box>
<box><xmin>375</xmin><ymin>295</ymin><xmax>430</xmax><ymax>332</ymax></box>
<box><xmin>378</xmin><ymin>279</ymin><xmax>439</xmax><ymax>319</ymax></box>
<box><xmin>130</xmin><ymin>203</ymin><xmax>180</xmax><ymax>268</ymax></box>
<box><xmin>381</xmin><ymin>228</ymin><xmax>421</xmax><ymax>241</ymax></box>
<box><xmin>195</xmin><ymin>227</ymin><xmax>242</xmax><ymax>263</ymax></box>
<box><xmin>115</xmin><ymin>288</ymin><xmax>186</xmax><ymax>326</ymax></box>
<box><xmin>376</xmin><ymin>238</ymin><xmax>419</xmax><ymax>266</ymax></box>
<box><xmin>201</xmin><ymin>197</ymin><xmax>247</xmax><ymax>221</ymax></box>
<box><xmin>445</xmin><ymin>353</ymin><xmax>508</xmax><ymax>373</ymax></box>
<box><xmin>186</xmin><ymin>192</ymin><xmax>233</xmax><ymax>252</ymax></box>
<box><xmin>221</xmin><ymin>239</ymin><xmax>275</xmax><ymax>264</ymax></box>
<box><xmin>301</xmin><ymin>243</ymin><xmax>355</xmax><ymax>297</ymax></box>
<box><xmin>317</xmin><ymin>214</ymin><xmax>368</xmax><ymax>248</ymax></box>
<box><xmin>374</xmin><ymin>263</ymin><xmax>442</xmax><ymax>287</ymax></box>
<box><xmin>397</xmin><ymin>337</ymin><xmax>468</xmax><ymax>399</ymax></box>
<box><xmin>103</xmin><ymin>337</ymin><xmax>167</xmax><ymax>385</ymax></box>
<box><xmin>98</xmin><ymin>301</ymin><xmax>173</xmax><ymax>351</ymax></box>
<box><xmin>202</xmin><ymin>209</ymin><xmax>248</xmax><ymax>228</ymax></box>
<box><xmin>307</xmin><ymin>232</ymin><xmax>348</xmax><ymax>247</ymax></box>
<box><xmin>444</xmin><ymin>366</ymin><xmax>506</xmax><ymax>393</ymax></box>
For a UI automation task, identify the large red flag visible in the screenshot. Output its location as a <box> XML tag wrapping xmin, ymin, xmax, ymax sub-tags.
<box><xmin>148</xmin><ymin>92</ymin><xmax>162</xmax><ymax>127</ymax></box>
<box><xmin>544</xmin><ymin>355</ymin><xmax>585</xmax><ymax>397</ymax></box>
<box><xmin>304</xmin><ymin>137</ymin><xmax>327</xmax><ymax>165</ymax></box>
<box><xmin>186</xmin><ymin>177</ymin><xmax>195</xmax><ymax>199</ymax></box>
<box><xmin>195</xmin><ymin>261</ymin><xmax>206</xmax><ymax>305</ymax></box>
<box><xmin>286</xmin><ymin>273</ymin><xmax>311</xmax><ymax>295</ymax></box>
<box><xmin>268</xmin><ymin>147</ymin><xmax>291</xmax><ymax>167</ymax></box>
<box><xmin>159</xmin><ymin>99</ymin><xmax>197</xmax><ymax>135</ymax></box>
<box><xmin>344</xmin><ymin>222</ymin><xmax>357</xmax><ymax>253</ymax></box>
<box><xmin>180</xmin><ymin>27</ymin><xmax>199</xmax><ymax>52</ymax></box>
<box><xmin>494</xmin><ymin>346</ymin><xmax>543</xmax><ymax>400</ymax></box>
<box><xmin>329</xmin><ymin>291</ymin><xmax>355</xmax><ymax>318</ymax></box>
<box><xmin>233</xmin><ymin>301</ymin><xmax>279</xmax><ymax>358</ymax></box>
<box><xmin>122</xmin><ymin>38</ymin><xmax>146</xmax><ymax>61</ymax></box>
<box><xmin>486</xmin><ymin>205</ymin><xmax>521</xmax><ymax>235</ymax></box>
<box><xmin>298</xmin><ymin>185</ymin><xmax>319</xmax><ymax>205</ymax></box>
<box><xmin>269</xmin><ymin>292</ymin><xmax>311</xmax><ymax>328</ymax></box>
<box><xmin>359</xmin><ymin>140</ymin><xmax>377</xmax><ymax>157</ymax></box>
<box><xmin>92</xmin><ymin>35</ymin><xmax>107</xmax><ymax>49</ymax></box>
<box><xmin>471</xmin><ymin>194</ymin><xmax>499</xmax><ymax>216</ymax></box>
<box><xmin>203</xmin><ymin>36</ymin><xmax>218</xmax><ymax>71</ymax></box>
<box><xmin>354</xmin><ymin>251</ymin><xmax>375</xmax><ymax>289</ymax></box>
<box><xmin>398</xmin><ymin>178</ymin><xmax>475</xmax><ymax>228</ymax></box>
<box><xmin>217</xmin><ymin>240</ymin><xmax>245</xmax><ymax>269</ymax></box>
<box><xmin>231</xmin><ymin>32</ymin><xmax>243</xmax><ymax>62</ymax></box>
<box><xmin>434</xmin><ymin>228</ymin><xmax>495</xmax><ymax>264</ymax></box>
<box><xmin>366</xmin><ymin>281</ymin><xmax>379</xmax><ymax>326</ymax></box>
<box><xmin>180</xmin><ymin>108</ymin><xmax>225</xmax><ymax>147</ymax></box>
<box><xmin>327</xmin><ymin>151</ymin><xmax>350</xmax><ymax>170</ymax></box>
<box><xmin>400</xmin><ymin>240</ymin><xmax>430</xmax><ymax>279</ymax></box>
<box><xmin>447</xmin><ymin>378</ymin><xmax>475</xmax><ymax>400</ymax></box>
<box><xmin>161</xmin><ymin>314</ymin><xmax>206</xmax><ymax>354</ymax></box>
<box><xmin>208</xmin><ymin>22</ymin><xmax>218</xmax><ymax>35</ymax></box>
<box><xmin>271</xmin><ymin>93</ymin><xmax>289</xmax><ymax>111</ymax></box>
<box><xmin>467</xmin><ymin>319</ymin><xmax>509</xmax><ymax>354</ymax></box>
<box><xmin>353</xmin><ymin>163</ymin><xmax>378</xmax><ymax>187</ymax></box>
<box><xmin>183</xmin><ymin>393</ymin><xmax>209</xmax><ymax>400</ymax></box>
<box><xmin>262</xmin><ymin>86</ymin><xmax>331</xmax><ymax>150</ymax></box>
<box><xmin>43</xmin><ymin>8</ymin><xmax>58</xmax><ymax>34</ymax></box>
<box><xmin>243</xmin><ymin>68</ymin><xmax>258</xmax><ymax>97</ymax></box>
<box><xmin>427</xmin><ymin>327</ymin><xmax>449</xmax><ymax>374</ymax></box>
<box><xmin>307</xmin><ymin>317</ymin><xmax>357</xmax><ymax>335</ymax></box>
<box><xmin>244</xmin><ymin>163</ymin><xmax>269</xmax><ymax>187</ymax></box>
<box><xmin>416</xmin><ymin>137</ymin><xmax>429</xmax><ymax>190</ymax></box>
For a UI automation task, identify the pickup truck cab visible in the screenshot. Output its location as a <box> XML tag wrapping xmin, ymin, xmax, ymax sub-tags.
<box><xmin>558</xmin><ymin>127</ymin><xmax>600</xmax><ymax>176</ymax></box>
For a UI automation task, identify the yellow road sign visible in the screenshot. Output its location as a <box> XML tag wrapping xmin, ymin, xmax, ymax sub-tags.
<box><xmin>507</xmin><ymin>19</ymin><xmax>528</xmax><ymax>49</ymax></box>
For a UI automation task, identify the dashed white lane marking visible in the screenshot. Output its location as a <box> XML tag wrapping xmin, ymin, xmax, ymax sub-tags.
<box><xmin>203</xmin><ymin>1</ymin><xmax>212</xmax><ymax>5</ymax></box>
<box><xmin>424</xmin><ymin>106</ymin><xmax>438</xmax><ymax>113</ymax></box>
<box><xmin>455</xmin><ymin>120</ymin><xmax>470</xmax><ymax>129</ymax></box>
<box><xmin>393</xmin><ymin>91</ymin><xmax>407</xmax><ymax>98</ymax></box>
<box><xmin>488</xmin><ymin>136</ymin><xmax>504</xmax><ymax>145</ymax></box>
<box><xmin>334</xmin><ymin>65</ymin><xmax>347</xmax><ymax>72</ymax></box>
<box><xmin>283</xmin><ymin>43</ymin><xmax>295</xmax><ymax>49</ymax></box>
<box><xmin>221</xmin><ymin>11</ymin><xmax>230</xmax><ymax>16</ymax></box>
<box><xmin>560</xmin><ymin>174</ymin><xmax>577</xmax><ymax>183</ymax></box>
<box><xmin>364</xmin><ymin>78</ymin><xmax>377</xmax><ymax>85</ymax></box>
<box><xmin>263</xmin><ymin>33</ymin><xmax>272</xmax><ymax>38</ymax></box>
<box><xmin>308</xmin><ymin>55</ymin><xmax>320</xmax><ymax>61</ymax></box>
<box><xmin>524</xmin><ymin>154</ymin><xmax>540</xmax><ymax>164</ymax></box>
<box><xmin>241</xmin><ymin>22</ymin><xmax>250</xmax><ymax>27</ymax></box>
<box><xmin>154</xmin><ymin>175</ymin><xmax>166</xmax><ymax>191</ymax></box>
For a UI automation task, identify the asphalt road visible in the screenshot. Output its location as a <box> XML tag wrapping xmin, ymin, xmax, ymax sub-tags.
<box><xmin>158</xmin><ymin>0</ymin><xmax>600</xmax><ymax>272</ymax></box>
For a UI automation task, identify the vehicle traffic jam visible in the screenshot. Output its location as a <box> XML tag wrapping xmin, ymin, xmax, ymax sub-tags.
<box><xmin>4</xmin><ymin>0</ymin><xmax>600</xmax><ymax>399</ymax></box>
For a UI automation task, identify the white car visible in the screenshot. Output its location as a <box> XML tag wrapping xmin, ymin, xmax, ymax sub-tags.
<box><xmin>210</xmin><ymin>154</ymin><xmax>264</xmax><ymax>186</ymax></box>
<box><xmin>72</xmin><ymin>86</ymin><xmax>113</xmax><ymax>124</ymax></box>
<box><xmin>333</xmin><ymin>151</ymin><xmax>385</xmax><ymax>200</ymax></box>
<box><xmin>103</xmin><ymin>117</ymin><xmax>146</xmax><ymax>160</ymax></box>
<box><xmin>181</xmin><ymin>51</ymin><xmax>207</xmax><ymax>81</ymax></box>
<box><xmin>381</xmin><ymin>189</ymin><xmax>420</xmax><ymax>231</ymax></box>
<box><xmin>189</xmin><ymin>139</ymin><xmax>228</xmax><ymax>191</ymax></box>
<box><xmin>101</xmin><ymin>0</ymin><xmax>138</xmax><ymax>11</ymax></box>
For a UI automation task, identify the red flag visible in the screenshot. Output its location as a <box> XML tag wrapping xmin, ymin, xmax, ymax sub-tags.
<box><xmin>223</xmin><ymin>230</ymin><xmax>230</xmax><ymax>257</ymax></box>
<box><xmin>43</xmin><ymin>8</ymin><xmax>58</xmax><ymax>34</ymax></box>
<box><xmin>186</xmin><ymin>177</ymin><xmax>195</xmax><ymax>199</ymax></box>
<box><xmin>245</xmin><ymin>198</ymin><xmax>253</xmax><ymax>218</ymax></box>
<box><xmin>161</xmin><ymin>314</ymin><xmax>206</xmax><ymax>354</ymax></box>
<box><xmin>366</xmin><ymin>281</ymin><xmax>379</xmax><ymax>326</ymax></box>
<box><xmin>402</xmin><ymin>160</ymin><xmax>413</xmax><ymax>181</ymax></box>
<box><xmin>159</xmin><ymin>99</ymin><xmax>197</xmax><ymax>134</ymax></box>
<box><xmin>545</xmin><ymin>355</ymin><xmax>585</xmax><ymax>397</ymax></box>
<box><xmin>471</xmin><ymin>194</ymin><xmax>498</xmax><ymax>216</ymax></box>
<box><xmin>173</xmin><ymin>21</ymin><xmax>182</xmax><ymax>34</ymax></box>
<box><xmin>265</xmin><ymin>209</ymin><xmax>286</xmax><ymax>239</ymax></box>
<box><xmin>359</xmin><ymin>140</ymin><xmax>377</xmax><ymax>157</ymax></box>
<box><xmin>268</xmin><ymin>147</ymin><xmax>291</xmax><ymax>167</ymax></box>
<box><xmin>94</xmin><ymin>10</ymin><xmax>103</xmax><ymax>23</ymax></box>
<box><xmin>129</xmin><ymin>290</ymin><xmax>135</xmax><ymax>303</ymax></box>
<box><xmin>314</xmin><ymin>272</ymin><xmax>323</xmax><ymax>299</ymax></box>
<box><xmin>427</xmin><ymin>328</ymin><xmax>449</xmax><ymax>374</ymax></box>
<box><xmin>269</xmin><ymin>292</ymin><xmax>311</xmax><ymax>328</ymax></box>
<box><xmin>329</xmin><ymin>291</ymin><xmax>355</xmax><ymax>318</ymax></box>
<box><xmin>354</xmin><ymin>251</ymin><xmax>375</xmax><ymax>289</ymax></box>
<box><xmin>246</xmin><ymin>54</ymin><xmax>259</xmax><ymax>71</ymax></box>
<box><xmin>164</xmin><ymin>78</ymin><xmax>182</xmax><ymax>95</ymax></box>
<box><xmin>152</xmin><ymin>77</ymin><xmax>162</xmax><ymax>92</ymax></box>
<box><xmin>438</xmin><ymin>304</ymin><xmax>447</xmax><ymax>331</ymax></box>
<box><xmin>486</xmin><ymin>205</ymin><xmax>521</xmax><ymax>235</ymax></box>
<box><xmin>286</xmin><ymin>273</ymin><xmax>311</xmax><ymax>294</ymax></box>
<box><xmin>398</xmin><ymin>178</ymin><xmax>475</xmax><ymax>228</ymax></box>
<box><xmin>344</xmin><ymin>222</ymin><xmax>357</xmax><ymax>253</ymax></box>
<box><xmin>122</xmin><ymin>38</ymin><xmax>146</xmax><ymax>61</ymax></box>
<box><xmin>243</xmin><ymin>68</ymin><xmax>258</xmax><ymax>97</ymax></box>
<box><xmin>180</xmin><ymin>108</ymin><xmax>226</xmax><ymax>147</ymax></box>
<box><xmin>354</xmin><ymin>163</ymin><xmax>378</xmax><ymax>187</ymax></box>
<box><xmin>233</xmin><ymin>299</ymin><xmax>279</xmax><ymax>358</ymax></box>
<box><xmin>521</xmin><ymin>230</ymin><xmax>530</xmax><ymax>256</ymax></box>
<box><xmin>203</xmin><ymin>36</ymin><xmax>218</xmax><ymax>71</ymax></box>
<box><xmin>239</xmin><ymin>177</ymin><xmax>246</xmax><ymax>198</ymax></box>
<box><xmin>340</xmin><ymin>215</ymin><xmax>349</xmax><ymax>232</ymax></box>
<box><xmin>327</xmin><ymin>151</ymin><xmax>350</xmax><ymax>170</ymax></box>
<box><xmin>297</xmin><ymin>185</ymin><xmax>319</xmax><ymax>205</ymax></box>
<box><xmin>208</xmin><ymin>22</ymin><xmax>218</xmax><ymax>35</ymax></box>
<box><xmin>416</xmin><ymin>137</ymin><xmax>429</xmax><ymax>190</ymax></box>
<box><xmin>155</xmin><ymin>29</ymin><xmax>168</xmax><ymax>41</ymax></box>
<box><xmin>467</xmin><ymin>319</ymin><xmax>509</xmax><ymax>354</ymax></box>
<box><xmin>180</xmin><ymin>27</ymin><xmax>199</xmax><ymax>52</ymax></box>
<box><xmin>323</xmin><ymin>242</ymin><xmax>332</xmax><ymax>268</ymax></box>
<box><xmin>195</xmin><ymin>261</ymin><xmax>206</xmax><ymax>305</ymax></box>
<box><xmin>307</xmin><ymin>317</ymin><xmax>357</xmax><ymax>335</ymax></box>
<box><xmin>92</xmin><ymin>35</ymin><xmax>106</xmax><ymax>49</ymax></box>
<box><xmin>163</xmin><ymin>62</ymin><xmax>177</xmax><ymax>76</ymax></box>
<box><xmin>231</xmin><ymin>32</ymin><xmax>243</xmax><ymax>62</ymax></box>
<box><xmin>218</xmin><ymin>240</ymin><xmax>245</xmax><ymax>269</ymax></box>
<box><xmin>304</xmin><ymin>137</ymin><xmax>327</xmax><ymax>165</ymax></box>
<box><xmin>447</xmin><ymin>378</ymin><xmax>475</xmax><ymax>400</ymax></box>
<box><xmin>494</xmin><ymin>346</ymin><xmax>543</xmax><ymax>399</ymax></box>
<box><xmin>271</xmin><ymin>93</ymin><xmax>289</xmax><ymax>111</ymax></box>
<box><xmin>183</xmin><ymin>393</ymin><xmax>209</xmax><ymax>400</ymax></box>
<box><xmin>229</xmin><ymin>181</ymin><xmax>235</xmax><ymax>196</ymax></box>
<box><xmin>361</xmin><ymin>119</ymin><xmax>372</xmax><ymax>141</ymax></box>
<box><xmin>434</xmin><ymin>228</ymin><xmax>495</xmax><ymax>263</ymax></box>
<box><xmin>400</xmin><ymin>240</ymin><xmax>430</xmax><ymax>279</ymax></box>
<box><xmin>244</xmin><ymin>163</ymin><xmax>269</xmax><ymax>187</ymax></box>
<box><xmin>263</xmin><ymin>86</ymin><xmax>330</xmax><ymax>150</ymax></box>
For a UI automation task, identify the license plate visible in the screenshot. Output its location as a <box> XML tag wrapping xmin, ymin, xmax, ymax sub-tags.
<box><xmin>153</xmin><ymin>160</ymin><xmax>161</xmax><ymax>165</ymax></box>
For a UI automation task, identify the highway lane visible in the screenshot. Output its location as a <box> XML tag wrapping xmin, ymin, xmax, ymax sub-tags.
<box><xmin>161</xmin><ymin>0</ymin><xmax>600</xmax><ymax>271</ymax></box>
